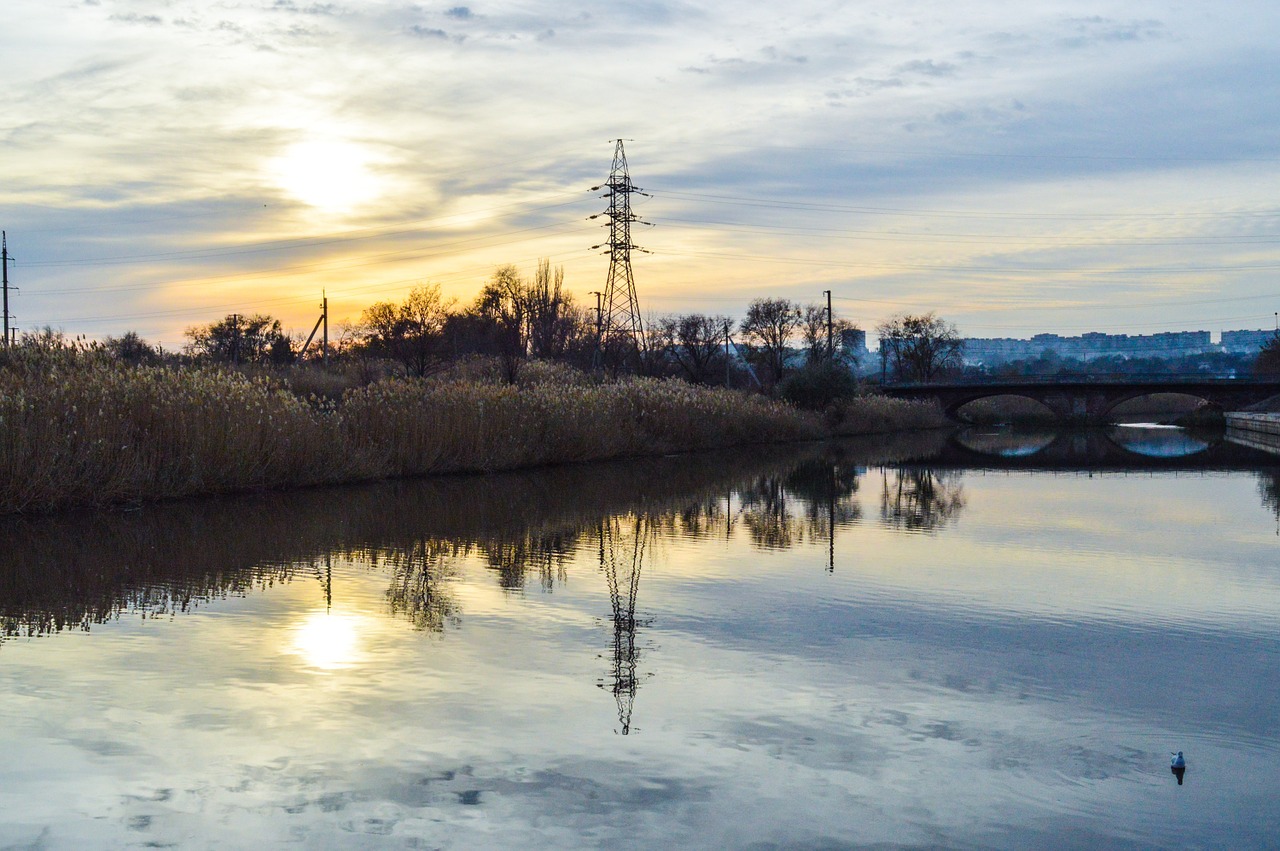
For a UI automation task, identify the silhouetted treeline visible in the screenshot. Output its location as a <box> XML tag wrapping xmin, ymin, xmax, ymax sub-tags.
<box><xmin>59</xmin><ymin>264</ymin><xmax>874</xmax><ymax>406</ymax></box>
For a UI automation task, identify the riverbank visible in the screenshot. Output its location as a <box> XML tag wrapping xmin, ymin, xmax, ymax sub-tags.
<box><xmin>0</xmin><ymin>356</ymin><xmax>944</xmax><ymax>513</ymax></box>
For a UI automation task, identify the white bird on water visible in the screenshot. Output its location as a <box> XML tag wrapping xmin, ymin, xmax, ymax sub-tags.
<box><xmin>1171</xmin><ymin>751</ymin><xmax>1186</xmax><ymax>768</ymax></box>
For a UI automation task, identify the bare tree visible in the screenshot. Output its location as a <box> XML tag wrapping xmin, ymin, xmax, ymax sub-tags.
<box><xmin>800</xmin><ymin>304</ymin><xmax>859</xmax><ymax>364</ymax></box>
<box><xmin>185</xmin><ymin>313</ymin><xmax>293</xmax><ymax>365</ymax></box>
<box><xmin>740</xmin><ymin>298</ymin><xmax>802</xmax><ymax>385</ymax></box>
<box><xmin>525</xmin><ymin>259</ymin><xmax>586</xmax><ymax>360</ymax></box>
<box><xmin>1255</xmin><ymin>332</ymin><xmax>1280</xmax><ymax>377</ymax></box>
<box><xmin>474</xmin><ymin>265</ymin><xmax>529</xmax><ymax>381</ymax></box>
<box><xmin>876</xmin><ymin>312</ymin><xmax>963</xmax><ymax>382</ymax></box>
<box><xmin>656</xmin><ymin>313</ymin><xmax>731</xmax><ymax>384</ymax></box>
<box><xmin>357</xmin><ymin>284</ymin><xmax>453</xmax><ymax>377</ymax></box>
<box><xmin>103</xmin><ymin>331</ymin><xmax>160</xmax><ymax>366</ymax></box>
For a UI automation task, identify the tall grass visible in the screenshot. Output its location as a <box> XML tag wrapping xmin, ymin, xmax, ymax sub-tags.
<box><xmin>0</xmin><ymin>356</ymin><xmax>373</xmax><ymax>512</ymax></box>
<box><xmin>827</xmin><ymin>393</ymin><xmax>947</xmax><ymax>435</ymax></box>
<box><xmin>0</xmin><ymin>349</ymin><xmax>943</xmax><ymax>512</ymax></box>
<box><xmin>342</xmin><ymin>376</ymin><xmax>823</xmax><ymax>475</ymax></box>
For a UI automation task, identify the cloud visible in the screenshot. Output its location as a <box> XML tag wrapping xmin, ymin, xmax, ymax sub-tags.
<box><xmin>108</xmin><ymin>12</ymin><xmax>163</xmax><ymax>26</ymax></box>
<box><xmin>897</xmin><ymin>58</ymin><xmax>957</xmax><ymax>77</ymax></box>
<box><xmin>268</xmin><ymin>0</ymin><xmax>340</xmax><ymax>15</ymax></box>
<box><xmin>1059</xmin><ymin>16</ymin><xmax>1166</xmax><ymax>48</ymax></box>
<box><xmin>4</xmin><ymin>0</ymin><xmax>1279</xmax><ymax>340</ymax></box>
<box><xmin>407</xmin><ymin>25</ymin><xmax>449</xmax><ymax>39</ymax></box>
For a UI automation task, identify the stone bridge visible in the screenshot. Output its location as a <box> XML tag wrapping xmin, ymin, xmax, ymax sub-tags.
<box><xmin>882</xmin><ymin>377</ymin><xmax>1280</xmax><ymax>422</ymax></box>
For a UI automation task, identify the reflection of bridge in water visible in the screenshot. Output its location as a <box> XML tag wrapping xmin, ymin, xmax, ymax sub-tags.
<box><xmin>939</xmin><ymin>427</ymin><xmax>1280</xmax><ymax>472</ymax></box>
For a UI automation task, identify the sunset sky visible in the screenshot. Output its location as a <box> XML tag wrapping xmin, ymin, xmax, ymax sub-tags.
<box><xmin>3</xmin><ymin>0</ymin><xmax>1279</xmax><ymax>348</ymax></box>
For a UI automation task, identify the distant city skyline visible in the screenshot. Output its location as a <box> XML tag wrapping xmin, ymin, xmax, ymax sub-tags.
<box><xmin>957</xmin><ymin>327</ymin><xmax>1277</xmax><ymax>366</ymax></box>
<box><xmin>3</xmin><ymin>1</ymin><xmax>1279</xmax><ymax>347</ymax></box>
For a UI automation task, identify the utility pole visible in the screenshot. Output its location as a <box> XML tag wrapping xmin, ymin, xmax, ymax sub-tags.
<box><xmin>2</xmin><ymin>232</ymin><xmax>10</xmax><ymax>348</ymax></box>
<box><xmin>230</xmin><ymin>313</ymin><xmax>240</xmax><ymax>365</ymax></box>
<box><xmin>322</xmin><ymin>292</ymin><xmax>329</xmax><ymax>366</ymax></box>
<box><xmin>590</xmin><ymin>140</ymin><xmax>650</xmax><ymax>362</ymax></box>
<box><xmin>590</xmin><ymin>290</ymin><xmax>603</xmax><ymax>339</ymax></box>
<box><xmin>828</xmin><ymin>464</ymin><xmax>836</xmax><ymax>573</ymax></box>
<box><xmin>298</xmin><ymin>294</ymin><xmax>330</xmax><ymax>364</ymax></box>
<box><xmin>824</xmin><ymin>289</ymin><xmax>833</xmax><ymax>361</ymax></box>
<box><xmin>725</xmin><ymin>319</ymin><xmax>732</xmax><ymax>388</ymax></box>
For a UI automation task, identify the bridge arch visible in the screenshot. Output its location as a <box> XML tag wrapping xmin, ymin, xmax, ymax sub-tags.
<box><xmin>937</xmin><ymin>389</ymin><xmax>1079</xmax><ymax>421</ymax></box>
<box><xmin>1095</xmin><ymin>391</ymin><xmax>1220</xmax><ymax>422</ymax></box>
<box><xmin>950</xmin><ymin>393</ymin><xmax>1058</xmax><ymax>423</ymax></box>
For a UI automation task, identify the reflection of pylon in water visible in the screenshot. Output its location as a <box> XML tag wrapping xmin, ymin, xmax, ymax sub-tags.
<box><xmin>598</xmin><ymin>516</ymin><xmax>647</xmax><ymax>735</ymax></box>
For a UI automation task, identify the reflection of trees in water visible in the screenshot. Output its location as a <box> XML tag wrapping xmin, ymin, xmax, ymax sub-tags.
<box><xmin>372</xmin><ymin>525</ymin><xmax>587</xmax><ymax>629</ymax></box>
<box><xmin>0</xmin><ymin>437</ymin><xmax>945</xmax><ymax>642</ymax></box>
<box><xmin>374</xmin><ymin>539</ymin><xmax>463</xmax><ymax>632</ymax></box>
<box><xmin>475</xmin><ymin>528</ymin><xmax>580</xmax><ymax>593</ymax></box>
<box><xmin>879</xmin><ymin>468</ymin><xmax>965</xmax><ymax>532</ymax></box>
<box><xmin>0</xmin><ymin>507</ymin><xmax>307</xmax><ymax>640</ymax></box>
<box><xmin>741</xmin><ymin>476</ymin><xmax>798</xmax><ymax>549</ymax></box>
<box><xmin>787</xmin><ymin>459</ymin><xmax>862</xmax><ymax>538</ymax></box>
<box><xmin>651</xmin><ymin>498</ymin><xmax>732</xmax><ymax>541</ymax></box>
<box><xmin>739</xmin><ymin>460</ymin><xmax>862</xmax><ymax>549</ymax></box>
<box><xmin>1259</xmin><ymin>471</ymin><xmax>1280</xmax><ymax>531</ymax></box>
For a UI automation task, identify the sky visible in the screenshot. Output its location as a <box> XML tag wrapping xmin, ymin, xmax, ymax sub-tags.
<box><xmin>3</xmin><ymin>0</ymin><xmax>1280</xmax><ymax>348</ymax></box>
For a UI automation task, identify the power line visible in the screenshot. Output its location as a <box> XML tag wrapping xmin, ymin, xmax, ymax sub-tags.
<box><xmin>651</xmin><ymin>245</ymin><xmax>1280</xmax><ymax>274</ymax></box>
<box><xmin>693</xmin><ymin>141</ymin><xmax>1280</xmax><ymax>164</ymax></box>
<box><xmin>650</xmin><ymin>187</ymin><xmax>1280</xmax><ymax>221</ymax></box>
<box><xmin>659</xmin><ymin>215</ymin><xmax>1280</xmax><ymax>246</ymax></box>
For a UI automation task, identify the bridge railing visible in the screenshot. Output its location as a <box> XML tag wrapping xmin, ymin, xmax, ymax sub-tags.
<box><xmin>881</xmin><ymin>372</ymin><xmax>1272</xmax><ymax>389</ymax></box>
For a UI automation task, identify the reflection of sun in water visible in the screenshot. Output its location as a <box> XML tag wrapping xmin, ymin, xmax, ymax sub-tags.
<box><xmin>290</xmin><ymin>611</ymin><xmax>366</xmax><ymax>671</ymax></box>
<box><xmin>270</xmin><ymin>139</ymin><xmax>385</xmax><ymax>213</ymax></box>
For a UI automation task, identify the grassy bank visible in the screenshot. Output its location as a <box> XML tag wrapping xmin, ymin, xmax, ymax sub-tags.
<box><xmin>0</xmin><ymin>352</ymin><xmax>943</xmax><ymax>513</ymax></box>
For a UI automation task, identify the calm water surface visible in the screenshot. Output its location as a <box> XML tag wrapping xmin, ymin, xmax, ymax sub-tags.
<box><xmin>2</xmin><ymin>428</ymin><xmax>1279</xmax><ymax>849</ymax></box>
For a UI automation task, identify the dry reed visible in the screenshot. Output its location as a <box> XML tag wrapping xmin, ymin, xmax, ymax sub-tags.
<box><xmin>0</xmin><ymin>351</ymin><xmax>943</xmax><ymax>512</ymax></box>
<box><xmin>0</xmin><ymin>358</ymin><xmax>373</xmax><ymax>512</ymax></box>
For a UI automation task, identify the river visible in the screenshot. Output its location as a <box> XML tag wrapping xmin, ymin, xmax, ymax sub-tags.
<box><xmin>1</xmin><ymin>427</ymin><xmax>1278</xmax><ymax>848</ymax></box>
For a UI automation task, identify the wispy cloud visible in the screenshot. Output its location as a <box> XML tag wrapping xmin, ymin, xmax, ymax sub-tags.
<box><xmin>0</xmin><ymin>0</ymin><xmax>1276</xmax><ymax>341</ymax></box>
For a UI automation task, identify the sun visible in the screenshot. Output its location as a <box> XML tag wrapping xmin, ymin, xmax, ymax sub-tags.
<box><xmin>269</xmin><ymin>139</ymin><xmax>386</xmax><ymax>213</ymax></box>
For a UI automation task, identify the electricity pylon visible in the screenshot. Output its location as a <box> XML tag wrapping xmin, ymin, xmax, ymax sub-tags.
<box><xmin>590</xmin><ymin>140</ymin><xmax>650</xmax><ymax>361</ymax></box>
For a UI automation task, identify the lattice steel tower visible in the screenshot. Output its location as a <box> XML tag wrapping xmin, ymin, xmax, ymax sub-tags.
<box><xmin>592</xmin><ymin>140</ymin><xmax>649</xmax><ymax>354</ymax></box>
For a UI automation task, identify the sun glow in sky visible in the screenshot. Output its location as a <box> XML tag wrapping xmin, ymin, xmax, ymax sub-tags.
<box><xmin>268</xmin><ymin>139</ymin><xmax>388</xmax><ymax>214</ymax></box>
<box><xmin>3</xmin><ymin>0</ymin><xmax>1280</xmax><ymax>346</ymax></box>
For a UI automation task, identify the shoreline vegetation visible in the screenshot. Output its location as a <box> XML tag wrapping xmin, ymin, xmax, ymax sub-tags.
<box><xmin>0</xmin><ymin>346</ymin><xmax>944</xmax><ymax>514</ymax></box>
